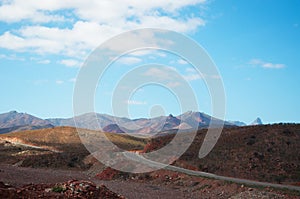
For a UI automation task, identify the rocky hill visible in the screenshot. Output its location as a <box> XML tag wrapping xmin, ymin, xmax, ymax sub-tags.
<box><xmin>144</xmin><ymin>123</ymin><xmax>300</xmax><ymax>185</ymax></box>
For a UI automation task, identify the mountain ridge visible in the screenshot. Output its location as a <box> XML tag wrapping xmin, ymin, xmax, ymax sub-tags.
<box><xmin>0</xmin><ymin>110</ymin><xmax>262</xmax><ymax>134</ymax></box>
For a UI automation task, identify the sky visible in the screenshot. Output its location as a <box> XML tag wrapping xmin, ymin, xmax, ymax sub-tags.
<box><xmin>0</xmin><ymin>0</ymin><xmax>299</xmax><ymax>124</ymax></box>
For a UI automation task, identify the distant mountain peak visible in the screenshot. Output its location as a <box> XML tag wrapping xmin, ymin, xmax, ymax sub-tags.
<box><xmin>0</xmin><ymin>111</ymin><xmax>53</xmax><ymax>134</ymax></box>
<box><xmin>102</xmin><ymin>124</ymin><xmax>125</xmax><ymax>134</ymax></box>
<box><xmin>168</xmin><ymin>114</ymin><xmax>174</xmax><ymax>117</ymax></box>
<box><xmin>0</xmin><ymin>111</ymin><xmax>51</xmax><ymax>129</ymax></box>
<box><xmin>251</xmin><ymin>117</ymin><xmax>263</xmax><ymax>125</ymax></box>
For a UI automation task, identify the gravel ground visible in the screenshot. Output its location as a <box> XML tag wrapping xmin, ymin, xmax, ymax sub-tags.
<box><xmin>0</xmin><ymin>164</ymin><xmax>299</xmax><ymax>199</ymax></box>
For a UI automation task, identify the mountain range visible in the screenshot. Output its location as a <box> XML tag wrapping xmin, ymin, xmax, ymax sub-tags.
<box><xmin>47</xmin><ymin>111</ymin><xmax>234</xmax><ymax>134</ymax></box>
<box><xmin>0</xmin><ymin>110</ymin><xmax>262</xmax><ymax>135</ymax></box>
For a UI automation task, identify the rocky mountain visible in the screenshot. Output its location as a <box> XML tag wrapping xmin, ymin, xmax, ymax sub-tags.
<box><xmin>177</xmin><ymin>111</ymin><xmax>235</xmax><ymax>129</ymax></box>
<box><xmin>251</xmin><ymin>117</ymin><xmax>263</xmax><ymax>125</ymax></box>
<box><xmin>0</xmin><ymin>111</ymin><xmax>53</xmax><ymax>134</ymax></box>
<box><xmin>162</xmin><ymin>114</ymin><xmax>181</xmax><ymax>131</ymax></box>
<box><xmin>0</xmin><ymin>111</ymin><xmax>51</xmax><ymax>128</ymax></box>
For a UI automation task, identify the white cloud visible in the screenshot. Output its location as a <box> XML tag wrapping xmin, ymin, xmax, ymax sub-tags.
<box><xmin>56</xmin><ymin>80</ymin><xmax>64</xmax><ymax>84</ymax></box>
<box><xmin>0</xmin><ymin>32</ymin><xmax>27</xmax><ymax>50</ymax></box>
<box><xmin>69</xmin><ymin>78</ymin><xmax>76</xmax><ymax>83</ymax></box>
<box><xmin>130</xmin><ymin>50</ymin><xmax>167</xmax><ymax>58</ymax></box>
<box><xmin>130</xmin><ymin>50</ymin><xmax>152</xmax><ymax>57</ymax></box>
<box><xmin>0</xmin><ymin>0</ymin><xmax>206</xmax><ymax>23</ymax></box>
<box><xmin>183</xmin><ymin>67</ymin><xmax>202</xmax><ymax>81</ymax></box>
<box><xmin>117</xmin><ymin>56</ymin><xmax>142</xmax><ymax>65</ymax></box>
<box><xmin>59</xmin><ymin>59</ymin><xmax>82</xmax><ymax>67</ymax></box>
<box><xmin>30</xmin><ymin>57</ymin><xmax>50</xmax><ymax>64</ymax></box>
<box><xmin>167</xmin><ymin>82</ymin><xmax>181</xmax><ymax>88</ymax></box>
<box><xmin>183</xmin><ymin>68</ymin><xmax>219</xmax><ymax>81</ymax></box>
<box><xmin>0</xmin><ymin>0</ymin><xmax>207</xmax><ymax>59</ymax></box>
<box><xmin>137</xmin><ymin>15</ymin><xmax>204</xmax><ymax>33</ymax></box>
<box><xmin>143</xmin><ymin>66</ymin><xmax>178</xmax><ymax>80</ymax></box>
<box><xmin>0</xmin><ymin>1</ymin><xmax>66</xmax><ymax>23</ymax></box>
<box><xmin>34</xmin><ymin>79</ymin><xmax>49</xmax><ymax>85</ymax></box>
<box><xmin>101</xmin><ymin>29</ymin><xmax>175</xmax><ymax>53</ymax></box>
<box><xmin>142</xmin><ymin>65</ymin><xmax>214</xmax><ymax>83</ymax></box>
<box><xmin>183</xmin><ymin>74</ymin><xmax>202</xmax><ymax>81</ymax></box>
<box><xmin>178</xmin><ymin>59</ymin><xmax>188</xmax><ymax>65</ymax></box>
<box><xmin>0</xmin><ymin>53</ymin><xmax>25</xmax><ymax>61</ymax></box>
<box><xmin>186</xmin><ymin>68</ymin><xmax>197</xmax><ymax>73</ymax></box>
<box><xmin>126</xmin><ymin>100</ymin><xmax>147</xmax><ymax>105</ymax></box>
<box><xmin>249</xmin><ymin>59</ymin><xmax>286</xmax><ymax>69</ymax></box>
<box><xmin>0</xmin><ymin>22</ymin><xmax>110</xmax><ymax>56</ymax></box>
<box><xmin>210</xmin><ymin>75</ymin><xmax>221</xmax><ymax>79</ymax></box>
<box><xmin>37</xmin><ymin>59</ymin><xmax>50</xmax><ymax>64</ymax></box>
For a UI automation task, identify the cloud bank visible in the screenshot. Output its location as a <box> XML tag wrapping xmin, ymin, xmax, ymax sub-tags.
<box><xmin>0</xmin><ymin>0</ymin><xmax>207</xmax><ymax>59</ymax></box>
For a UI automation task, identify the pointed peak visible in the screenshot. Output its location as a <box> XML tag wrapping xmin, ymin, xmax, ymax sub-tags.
<box><xmin>251</xmin><ymin>117</ymin><xmax>263</xmax><ymax>125</ymax></box>
<box><xmin>168</xmin><ymin>114</ymin><xmax>174</xmax><ymax>118</ymax></box>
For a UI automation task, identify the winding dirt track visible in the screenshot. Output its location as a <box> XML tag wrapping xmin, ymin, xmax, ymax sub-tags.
<box><xmin>124</xmin><ymin>152</ymin><xmax>300</xmax><ymax>192</ymax></box>
<box><xmin>0</xmin><ymin>138</ymin><xmax>60</xmax><ymax>152</ymax></box>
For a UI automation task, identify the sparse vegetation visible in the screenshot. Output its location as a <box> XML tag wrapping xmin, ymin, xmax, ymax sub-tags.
<box><xmin>198</xmin><ymin>184</ymin><xmax>212</xmax><ymax>190</ymax></box>
<box><xmin>52</xmin><ymin>185</ymin><xmax>65</xmax><ymax>193</ymax></box>
<box><xmin>145</xmin><ymin>124</ymin><xmax>300</xmax><ymax>184</ymax></box>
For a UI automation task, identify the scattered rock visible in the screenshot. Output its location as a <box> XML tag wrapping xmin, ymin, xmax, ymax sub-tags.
<box><xmin>0</xmin><ymin>180</ymin><xmax>125</xmax><ymax>199</ymax></box>
<box><xmin>230</xmin><ymin>190</ymin><xmax>285</xmax><ymax>199</ymax></box>
<box><xmin>96</xmin><ymin>167</ymin><xmax>121</xmax><ymax>180</ymax></box>
<box><xmin>190</xmin><ymin>181</ymin><xmax>200</xmax><ymax>187</ymax></box>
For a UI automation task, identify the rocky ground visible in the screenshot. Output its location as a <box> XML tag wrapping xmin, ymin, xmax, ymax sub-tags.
<box><xmin>1</xmin><ymin>164</ymin><xmax>299</xmax><ymax>199</ymax></box>
<box><xmin>0</xmin><ymin>179</ymin><xmax>124</xmax><ymax>199</ymax></box>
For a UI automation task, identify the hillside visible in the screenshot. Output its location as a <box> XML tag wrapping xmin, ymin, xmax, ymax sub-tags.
<box><xmin>2</xmin><ymin>124</ymin><xmax>300</xmax><ymax>185</ymax></box>
<box><xmin>0</xmin><ymin>124</ymin><xmax>54</xmax><ymax>134</ymax></box>
<box><xmin>144</xmin><ymin>124</ymin><xmax>300</xmax><ymax>185</ymax></box>
<box><xmin>0</xmin><ymin>126</ymin><xmax>148</xmax><ymax>169</ymax></box>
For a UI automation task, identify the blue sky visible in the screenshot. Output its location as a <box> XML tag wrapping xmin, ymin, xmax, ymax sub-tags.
<box><xmin>0</xmin><ymin>0</ymin><xmax>299</xmax><ymax>124</ymax></box>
